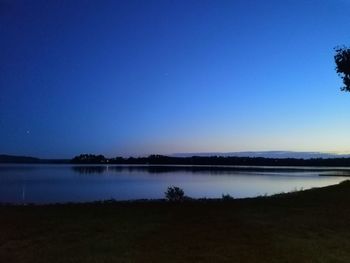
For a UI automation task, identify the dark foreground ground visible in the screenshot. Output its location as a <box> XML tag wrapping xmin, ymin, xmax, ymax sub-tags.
<box><xmin>1</xmin><ymin>182</ymin><xmax>350</xmax><ymax>263</ymax></box>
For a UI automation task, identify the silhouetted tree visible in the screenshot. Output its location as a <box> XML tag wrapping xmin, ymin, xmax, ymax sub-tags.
<box><xmin>334</xmin><ymin>46</ymin><xmax>350</xmax><ymax>91</ymax></box>
<box><xmin>165</xmin><ymin>186</ymin><xmax>185</xmax><ymax>202</ymax></box>
<box><xmin>71</xmin><ymin>154</ymin><xmax>106</xmax><ymax>164</ymax></box>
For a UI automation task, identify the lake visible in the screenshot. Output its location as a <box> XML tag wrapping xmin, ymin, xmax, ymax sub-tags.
<box><xmin>0</xmin><ymin>164</ymin><xmax>349</xmax><ymax>204</ymax></box>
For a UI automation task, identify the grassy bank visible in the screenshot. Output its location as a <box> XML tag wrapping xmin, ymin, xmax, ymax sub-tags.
<box><xmin>1</xmin><ymin>181</ymin><xmax>350</xmax><ymax>263</ymax></box>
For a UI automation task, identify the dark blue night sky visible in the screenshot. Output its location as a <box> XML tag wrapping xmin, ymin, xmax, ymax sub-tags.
<box><xmin>1</xmin><ymin>0</ymin><xmax>350</xmax><ymax>158</ymax></box>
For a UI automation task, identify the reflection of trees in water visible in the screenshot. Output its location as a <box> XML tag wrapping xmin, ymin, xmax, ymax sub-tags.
<box><xmin>72</xmin><ymin>166</ymin><xmax>107</xmax><ymax>174</ymax></box>
<box><xmin>70</xmin><ymin>165</ymin><xmax>338</xmax><ymax>176</ymax></box>
<box><xmin>72</xmin><ymin>165</ymin><xmax>227</xmax><ymax>175</ymax></box>
<box><xmin>0</xmin><ymin>166</ymin><xmax>39</xmax><ymax>172</ymax></box>
<box><xmin>335</xmin><ymin>171</ymin><xmax>350</xmax><ymax>176</ymax></box>
<box><xmin>320</xmin><ymin>170</ymin><xmax>350</xmax><ymax>177</ymax></box>
<box><xmin>95</xmin><ymin>165</ymin><xmax>233</xmax><ymax>174</ymax></box>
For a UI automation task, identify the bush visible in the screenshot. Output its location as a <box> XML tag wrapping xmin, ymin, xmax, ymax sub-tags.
<box><xmin>222</xmin><ymin>194</ymin><xmax>234</xmax><ymax>201</ymax></box>
<box><xmin>165</xmin><ymin>186</ymin><xmax>185</xmax><ymax>202</ymax></box>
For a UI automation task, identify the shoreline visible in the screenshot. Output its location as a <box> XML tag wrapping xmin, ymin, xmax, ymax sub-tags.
<box><xmin>1</xmin><ymin>179</ymin><xmax>348</xmax><ymax>207</ymax></box>
<box><xmin>2</xmin><ymin>180</ymin><xmax>350</xmax><ymax>262</ymax></box>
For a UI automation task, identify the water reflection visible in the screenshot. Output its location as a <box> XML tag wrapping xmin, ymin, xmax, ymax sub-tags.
<box><xmin>0</xmin><ymin>165</ymin><xmax>39</xmax><ymax>172</ymax></box>
<box><xmin>71</xmin><ymin>165</ymin><xmax>350</xmax><ymax>176</ymax></box>
<box><xmin>72</xmin><ymin>166</ymin><xmax>107</xmax><ymax>174</ymax></box>
<box><xmin>0</xmin><ymin>164</ymin><xmax>349</xmax><ymax>204</ymax></box>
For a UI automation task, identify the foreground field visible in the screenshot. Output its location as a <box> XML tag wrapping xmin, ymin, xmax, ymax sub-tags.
<box><xmin>1</xmin><ymin>181</ymin><xmax>350</xmax><ymax>263</ymax></box>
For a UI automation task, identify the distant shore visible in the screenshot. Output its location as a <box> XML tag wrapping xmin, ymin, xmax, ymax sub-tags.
<box><xmin>4</xmin><ymin>153</ymin><xmax>350</xmax><ymax>167</ymax></box>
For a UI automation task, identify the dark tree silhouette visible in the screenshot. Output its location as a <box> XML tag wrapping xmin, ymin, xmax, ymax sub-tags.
<box><xmin>334</xmin><ymin>46</ymin><xmax>350</xmax><ymax>92</ymax></box>
<box><xmin>165</xmin><ymin>186</ymin><xmax>185</xmax><ymax>202</ymax></box>
<box><xmin>71</xmin><ymin>153</ymin><xmax>350</xmax><ymax>166</ymax></box>
<box><xmin>71</xmin><ymin>154</ymin><xmax>106</xmax><ymax>164</ymax></box>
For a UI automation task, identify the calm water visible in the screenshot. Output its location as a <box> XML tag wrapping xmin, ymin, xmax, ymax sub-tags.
<box><xmin>0</xmin><ymin>164</ymin><xmax>349</xmax><ymax>204</ymax></box>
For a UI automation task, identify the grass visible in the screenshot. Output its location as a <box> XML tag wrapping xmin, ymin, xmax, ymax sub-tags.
<box><xmin>1</xmin><ymin>181</ymin><xmax>350</xmax><ymax>262</ymax></box>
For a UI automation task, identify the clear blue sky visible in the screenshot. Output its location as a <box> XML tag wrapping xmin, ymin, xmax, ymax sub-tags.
<box><xmin>1</xmin><ymin>0</ymin><xmax>350</xmax><ymax>158</ymax></box>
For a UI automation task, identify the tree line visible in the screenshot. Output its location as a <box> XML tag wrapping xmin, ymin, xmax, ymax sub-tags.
<box><xmin>71</xmin><ymin>154</ymin><xmax>350</xmax><ymax>166</ymax></box>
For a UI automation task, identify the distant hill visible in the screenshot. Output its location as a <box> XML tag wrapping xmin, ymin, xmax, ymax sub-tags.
<box><xmin>0</xmin><ymin>154</ymin><xmax>40</xmax><ymax>163</ymax></box>
<box><xmin>0</xmin><ymin>154</ymin><xmax>69</xmax><ymax>164</ymax></box>
<box><xmin>172</xmin><ymin>151</ymin><xmax>350</xmax><ymax>159</ymax></box>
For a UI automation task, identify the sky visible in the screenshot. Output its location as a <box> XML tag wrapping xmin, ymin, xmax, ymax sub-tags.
<box><xmin>1</xmin><ymin>0</ymin><xmax>350</xmax><ymax>158</ymax></box>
